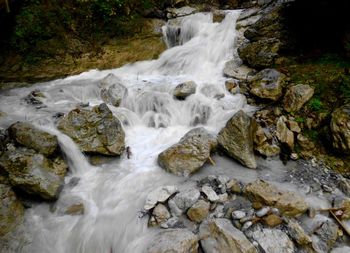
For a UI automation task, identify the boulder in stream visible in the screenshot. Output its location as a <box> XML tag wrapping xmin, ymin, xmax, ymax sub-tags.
<box><xmin>100</xmin><ymin>74</ymin><xmax>128</xmax><ymax>107</ymax></box>
<box><xmin>158</xmin><ymin>127</ymin><xmax>217</xmax><ymax>176</ymax></box>
<box><xmin>218</xmin><ymin>110</ymin><xmax>257</xmax><ymax>169</ymax></box>
<box><xmin>173</xmin><ymin>81</ymin><xmax>197</xmax><ymax>99</ymax></box>
<box><xmin>58</xmin><ymin>103</ymin><xmax>125</xmax><ymax>156</ymax></box>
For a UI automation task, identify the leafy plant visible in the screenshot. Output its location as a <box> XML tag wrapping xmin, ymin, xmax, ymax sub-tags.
<box><xmin>309</xmin><ymin>98</ymin><xmax>323</xmax><ymax>111</ymax></box>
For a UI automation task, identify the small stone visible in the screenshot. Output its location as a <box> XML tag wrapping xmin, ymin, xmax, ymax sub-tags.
<box><xmin>202</xmin><ymin>185</ymin><xmax>219</xmax><ymax>202</ymax></box>
<box><xmin>172</xmin><ymin>187</ymin><xmax>201</xmax><ymax>214</ymax></box>
<box><xmin>263</xmin><ymin>214</ymin><xmax>282</xmax><ymax>227</ymax></box>
<box><xmin>287</xmin><ymin>121</ymin><xmax>301</xmax><ymax>133</ymax></box>
<box><xmin>256</xmin><ymin>206</ymin><xmax>270</xmax><ymax>217</ymax></box>
<box><xmin>218</xmin><ymin>193</ymin><xmax>228</xmax><ymax>203</ymax></box>
<box><xmin>144</xmin><ymin>185</ymin><xmax>178</xmax><ymax>210</ymax></box>
<box><xmin>290</xmin><ymin>153</ymin><xmax>299</xmax><ymax>160</ymax></box>
<box><xmin>64</xmin><ymin>203</ymin><xmax>84</xmax><ymax>216</ymax></box>
<box><xmin>242</xmin><ymin>221</ymin><xmax>253</xmax><ymax>231</ymax></box>
<box><xmin>226</xmin><ymin>179</ymin><xmax>242</xmax><ymax>194</ymax></box>
<box><xmin>187</xmin><ymin>199</ymin><xmax>210</xmax><ymax>223</ymax></box>
<box><xmin>160</xmin><ymin>217</ymin><xmax>180</xmax><ymax>229</ymax></box>
<box><xmin>232</xmin><ymin>210</ymin><xmax>246</xmax><ymax>220</ymax></box>
<box><xmin>252</xmin><ymin>202</ymin><xmax>263</xmax><ymax>210</ymax></box>
<box><xmin>152</xmin><ymin>204</ymin><xmax>171</xmax><ymax>225</ymax></box>
<box><xmin>286</xmin><ymin>219</ymin><xmax>312</xmax><ymax>246</ymax></box>
<box><xmin>240</xmin><ymin>216</ymin><xmax>255</xmax><ymax>223</ymax></box>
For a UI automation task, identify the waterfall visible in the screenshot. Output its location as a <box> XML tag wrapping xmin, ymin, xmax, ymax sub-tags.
<box><xmin>0</xmin><ymin>10</ymin><xmax>246</xmax><ymax>253</ymax></box>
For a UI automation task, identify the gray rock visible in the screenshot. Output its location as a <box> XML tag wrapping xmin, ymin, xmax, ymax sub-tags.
<box><xmin>160</xmin><ymin>217</ymin><xmax>180</xmax><ymax>229</ymax></box>
<box><xmin>249</xmin><ymin>69</ymin><xmax>286</xmax><ymax>101</ymax></box>
<box><xmin>283</xmin><ymin>84</ymin><xmax>314</xmax><ymax>112</ymax></box>
<box><xmin>199</xmin><ymin>218</ymin><xmax>257</xmax><ymax>253</ymax></box>
<box><xmin>223</xmin><ymin>61</ymin><xmax>256</xmax><ymax>81</ymax></box>
<box><xmin>173</xmin><ymin>81</ymin><xmax>197</xmax><ymax>99</ymax></box>
<box><xmin>286</xmin><ymin>219</ymin><xmax>312</xmax><ymax>246</ymax></box>
<box><xmin>100</xmin><ymin>74</ymin><xmax>127</xmax><ymax>107</ymax></box>
<box><xmin>246</xmin><ymin>225</ymin><xmax>294</xmax><ymax>253</ymax></box>
<box><xmin>58</xmin><ymin>103</ymin><xmax>125</xmax><ymax>156</ymax></box>
<box><xmin>9</xmin><ymin>122</ymin><xmax>58</xmax><ymax>156</ymax></box>
<box><xmin>158</xmin><ymin>128</ymin><xmax>217</xmax><ymax>176</ymax></box>
<box><xmin>218</xmin><ymin>110</ymin><xmax>257</xmax><ymax>169</ymax></box>
<box><xmin>171</xmin><ymin>188</ymin><xmax>200</xmax><ymax>214</ymax></box>
<box><xmin>331</xmin><ymin>104</ymin><xmax>350</xmax><ymax>154</ymax></box>
<box><xmin>166</xmin><ymin>6</ymin><xmax>197</xmax><ymax>18</ymax></box>
<box><xmin>202</xmin><ymin>185</ymin><xmax>219</xmax><ymax>202</ymax></box>
<box><xmin>0</xmin><ymin>147</ymin><xmax>67</xmax><ymax>200</ymax></box>
<box><xmin>0</xmin><ymin>183</ymin><xmax>24</xmax><ymax>236</ymax></box>
<box><xmin>232</xmin><ymin>210</ymin><xmax>246</xmax><ymax>220</ymax></box>
<box><xmin>147</xmin><ymin>229</ymin><xmax>198</xmax><ymax>253</ymax></box>
<box><xmin>144</xmin><ymin>185</ymin><xmax>178</xmax><ymax>210</ymax></box>
<box><xmin>313</xmin><ymin>220</ymin><xmax>338</xmax><ymax>253</ymax></box>
<box><xmin>150</xmin><ymin>204</ymin><xmax>171</xmax><ymax>226</ymax></box>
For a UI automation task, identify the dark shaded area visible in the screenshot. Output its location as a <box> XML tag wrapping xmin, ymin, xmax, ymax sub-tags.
<box><xmin>283</xmin><ymin>0</ymin><xmax>350</xmax><ymax>55</ymax></box>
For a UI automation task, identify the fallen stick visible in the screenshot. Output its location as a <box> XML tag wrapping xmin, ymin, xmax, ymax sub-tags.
<box><xmin>208</xmin><ymin>156</ymin><xmax>215</xmax><ymax>166</ymax></box>
<box><xmin>330</xmin><ymin>210</ymin><xmax>350</xmax><ymax>237</ymax></box>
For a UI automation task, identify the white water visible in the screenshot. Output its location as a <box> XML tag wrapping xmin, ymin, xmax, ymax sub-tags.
<box><xmin>0</xmin><ymin>10</ymin><xmax>339</xmax><ymax>253</ymax></box>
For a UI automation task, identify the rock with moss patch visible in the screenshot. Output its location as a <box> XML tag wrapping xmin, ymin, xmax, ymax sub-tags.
<box><xmin>331</xmin><ymin>104</ymin><xmax>350</xmax><ymax>154</ymax></box>
<box><xmin>218</xmin><ymin>110</ymin><xmax>257</xmax><ymax>169</ymax></box>
<box><xmin>58</xmin><ymin>103</ymin><xmax>125</xmax><ymax>156</ymax></box>
<box><xmin>9</xmin><ymin>122</ymin><xmax>58</xmax><ymax>156</ymax></box>
<box><xmin>283</xmin><ymin>84</ymin><xmax>314</xmax><ymax>112</ymax></box>
<box><xmin>158</xmin><ymin>127</ymin><xmax>217</xmax><ymax>176</ymax></box>
<box><xmin>0</xmin><ymin>183</ymin><xmax>24</xmax><ymax>236</ymax></box>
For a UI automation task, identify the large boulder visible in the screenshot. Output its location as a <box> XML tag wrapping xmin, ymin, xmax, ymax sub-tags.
<box><xmin>223</xmin><ymin>60</ymin><xmax>256</xmax><ymax>81</ymax></box>
<box><xmin>249</xmin><ymin>69</ymin><xmax>287</xmax><ymax>101</ymax></box>
<box><xmin>58</xmin><ymin>103</ymin><xmax>125</xmax><ymax>156</ymax></box>
<box><xmin>100</xmin><ymin>74</ymin><xmax>127</xmax><ymax>107</ymax></box>
<box><xmin>147</xmin><ymin>229</ymin><xmax>198</xmax><ymax>253</ymax></box>
<box><xmin>0</xmin><ymin>147</ymin><xmax>67</xmax><ymax>200</ymax></box>
<box><xmin>218</xmin><ymin>110</ymin><xmax>257</xmax><ymax>169</ymax></box>
<box><xmin>238</xmin><ymin>38</ymin><xmax>282</xmax><ymax>69</ymax></box>
<box><xmin>158</xmin><ymin>128</ymin><xmax>217</xmax><ymax>176</ymax></box>
<box><xmin>244</xmin><ymin>180</ymin><xmax>308</xmax><ymax>217</ymax></box>
<box><xmin>173</xmin><ymin>81</ymin><xmax>197</xmax><ymax>99</ymax></box>
<box><xmin>0</xmin><ymin>183</ymin><xmax>24</xmax><ymax>236</ymax></box>
<box><xmin>330</xmin><ymin>104</ymin><xmax>350</xmax><ymax>154</ymax></box>
<box><xmin>199</xmin><ymin>218</ymin><xmax>257</xmax><ymax>253</ymax></box>
<box><xmin>283</xmin><ymin>84</ymin><xmax>314</xmax><ymax>112</ymax></box>
<box><xmin>9</xmin><ymin>122</ymin><xmax>58</xmax><ymax>156</ymax></box>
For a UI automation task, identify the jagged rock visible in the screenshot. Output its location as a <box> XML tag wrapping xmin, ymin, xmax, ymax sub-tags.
<box><xmin>58</xmin><ymin>103</ymin><xmax>125</xmax><ymax>156</ymax></box>
<box><xmin>244</xmin><ymin>180</ymin><xmax>308</xmax><ymax>217</ymax></box>
<box><xmin>0</xmin><ymin>147</ymin><xmax>67</xmax><ymax>200</ymax></box>
<box><xmin>144</xmin><ymin>185</ymin><xmax>178</xmax><ymax>210</ymax></box>
<box><xmin>187</xmin><ymin>199</ymin><xmax>210</xmax><ymax>223</ymax></box>
<box><xmin>283</xmin><ymin>84</ymin><xmax>314</xmax><ymax>112</ymax></box>
<box><xmin>150</xmin><ymin>204</ymin><xmax>171</xmax><ymax>226</ymax></box>
<box><xmin>246</xmin><ymin>225</ymin><xmax>294</xmax><ymax>253</ymax></box>
<box><xmin>201</xmin><ymin>185</ymin><xmax>219</xmax><ymax>202</ymax></box>
<box><xmin>147</xmin><ymin>229</ymin><xmax>198</xmax><ymax>253</ymax></box>
<box><xmin>173</xmin><ymin>81</ymin><xmax>197</xmax><ymax>99</ymax></box>
<box><xmin>158</xmin><ymin>128</ymin><xmax>217</xmax><ymax>176</ymax></box>
<box><xmin>225</xmin><ymin>80</ymin><xmax>240</xmax><ymax>95</ymax></box>
<box><xmin>330</xmin><ymin>104</ymin><xmax>350</xmax><ymax>154</ymax></box>
<box><xmin>169</xmin><ymin>187</ymin><xmax>200</xmax><ymax>215</ymax></box>
<box><xmin>65</xmin><ymin>203</ymin><xmax>85</xmax><ymax>216</ymax></box>
<box><xmin>0</xmin><ymin>183</ymin><xmax>24</xmax><ymax>236</ymax></box>
<box><xmin>199</xmin><ymin>218</ymin><xmax>257</xmax><ymax>253</ymax></box>
<box><xmin>218</xmin><ymin>110</ymin><xmax>257</xmax><ymax>169</ymax></box>
<box><xmin>9</xmin><ymin>122</ymin><xmax>58</xmax><ymax>156</ymax></box>
<box><xmin>255</xmin><ymin>142</ymin><xmax>281</xmax><ymax>157</ymax></box>
<box><xmin>313</xmin><ymin>220</ymin><xmax>338</xmax><ymax>253</ymax></box>
<box><xmin>100</xmin><ymin>74</ymin><xmax>127</xmax><ymax>107</ymax></box>
<box><xmin>297</xmin><ymin>134</ymin><xmax>315</xmax><ymax>151</ymax></box>
<box><xmin>287</xmin><ymin>120</ymin><xmax>301</xmax><ymax>133</ymax></box>
<box><xmin>286</xmin><ymin>219</ymin><xmax>312</xmax><ymax>246</ymax></box>
<box><xmin>238</xmin><ymin>38</ymin><xmax>282</xmax><ymax>69</ymax></box>
<box><xmin>223</xmin><ymin>61</ymin><xmax>256</xmax><ymax>81</ymax></box>
<box><xmin>249</xmin><ymin>69</ymin><xmax>286</xmax><ymax>101</ymax></box>
<box><xmin>276</xmin><ymin>116</ymin><xmax>294</xmax><ymax>150</ymax></box>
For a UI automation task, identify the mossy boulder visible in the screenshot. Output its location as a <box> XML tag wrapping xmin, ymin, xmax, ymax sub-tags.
<box><xmin>331</xmin><ymin>104</ymin><xmax>350</xmax><ymax>154</ymax></box>
<box><xmin>0</xmin><ymin>183</ymin><xmax>24</xmax><ymax>236</ymax></box>
<box><xmin>283</xmin><ymin>84</ymin><xmax>314</xmax><ymax>112</ymax></box>
<box><xmin>9</xmin><ymin>122</ymin><xmax>58</xmax><ymax>156</ymax></box>
<box><xmin>58</xmin><ymin>103</ymin><xmax>125</xmax><ymax>156</ymax></box>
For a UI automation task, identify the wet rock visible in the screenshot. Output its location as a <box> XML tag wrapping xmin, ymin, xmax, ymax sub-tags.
<box><xmin>244</xmin><ymin>180</ymin><xmax>308</xmax><ymax>217</ymax></box>
<box><xmin>200</xmin><ymin>85</ymin><xmax>225</xmax><ymax>99</ymax></box>
<box><xmin>262</xmin><ymin>214</ymin><xmax>282</xmax><ymax>227</ymax></box>
<box><xmin>170</xmin><ymin>188</ymin><xmax>200</xmax><ymax>215</ymax></box>
<box><xmin>0</xmin><ymin>147</ymin><xmax>67</xmax><ymax>200</ymax></box>
<box><xmin>238</xmin><ymin>38</ymin><xmax>282</xmax><ymax>69</ymax></box>
<box><xmin>256</xmin><ymin>206</ymin><xmax>270</xmax><ymax>217</ymax></box>
<box><xmin>200</xmin><ymin>218</ymin><xmax>257</xmax><ymax>253</ymax></box>
<box><xmin>201</xmin><ymin>185</ymin><xmax>219</xmax><ymax>202</ymax></box>
<box><xmin>147</xmin><ymin>229</ymin><xmax>198</xmax><ymax>253</ymax></box>
<box><xmin>246</xmin><ymin>225</ymin><xmax>294</xmax><ymax>253</ymax></box>
<box><xmin>283</xmin><ymin>84</ymin><xmax>314</xmax><ymax>112</ymax></box>
<box><xmin>58</xmin><ymin>103</ymin><xmax>125</xmax><ymax>156</ymax></box>
<box><xmin>64</xmin><ymin>203</ymin><xmax>85</xmax><ymax>216</ymax></box>
<box><xmin>225</xmin><ymin>80</ymin><xmax>240</xmax><ymax>95</ymax></box>
<box><xmin>218</xmin><ymin>110</ymin><xmax>257</xmax><ymax>169</ymax></box>
<box><xmin>144</xmin><ymin>185</ymin><xmax>178</xmax><ymax>210</ymax></box>
<box><xmin>100</xmin><ymin>74</ymin><xmax>127</xmax><ymax>107</ymax></box>
<box><xmin>158</xmin><ymin>128</ymin><xmax>217</xmax><ymax>176</ymax></box>
<box><xmin>150</xmin><ymin>204</ymin><xmax>171</xmax><ymax>226</ymax></box>
<box><xmin>187</xmin><ymin>199</ymin><xmax>210</xmax><ymax>223</ymax></box>
<box><xmin>249</xmin><ymin>69</ymin><xmax>286</xmax><ymax>101</ymax></box>
<box><xmin>276</xmin><ymin>116</ymin><xmax>294</xmax><ymax>150</ymax></box>
<box><xmin>173</xmin><ymin>81</ymin><xmax>197</xmax><ymax>99</ymax></box>
<box><xmin>23</xmin><ymin>90</ymin><xmax>45</xmax><ymax>105</ymax></box>
<box><xmin>9</xmin><ymin>122</ymin><xmax>58</xmax><ymax>156</ymax></box>
<box><xmin>0</xmin><ymin>183</ymin><xmax>24</xmax><ymax>236</ymax></box>
<box><xmin>313</xmin><ymin>220</ymin><xmax>338</xmax><ymax>253</ymax></box>
<box><xmin>286</xmin><ymin>219</ymin><xmax>312</xmax><ymax>246</ymax></box>
<box><xmin>330</xmin><ymin>104</ymin><xmax>350</xmax><ymax>154</ymax></box>
<box><xmin>223</xmin><ymin>61</ymin><xmax>256</xmax><ymax>81</ymax></box>
<box><xmin>166</xmin><ymin>6</ymin><xmax>197</xmax><ymax>19</ymax></box>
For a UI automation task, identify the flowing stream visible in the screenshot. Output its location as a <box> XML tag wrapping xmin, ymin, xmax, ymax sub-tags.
<box><xmin>0</xmin><ymin>10</ymin><xmax>345</xmax><ymax>253</ymax></box>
